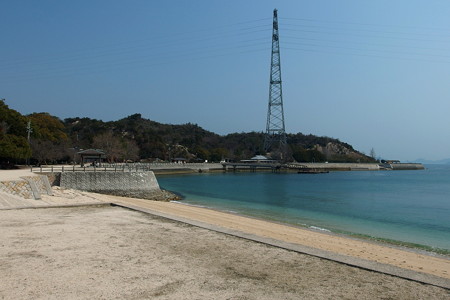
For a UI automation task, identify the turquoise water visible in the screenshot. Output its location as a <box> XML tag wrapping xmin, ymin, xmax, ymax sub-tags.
<box><xmin>157</xmin><ymin>165</ymin><xmax>450</xmax><ymax>251</ymax></box>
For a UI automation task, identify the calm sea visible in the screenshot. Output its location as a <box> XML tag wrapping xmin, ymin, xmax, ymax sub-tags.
<box><xmin>157</xmin><ymin>164</ymin><xmax>450</xmax><ymax>251</ymax></box>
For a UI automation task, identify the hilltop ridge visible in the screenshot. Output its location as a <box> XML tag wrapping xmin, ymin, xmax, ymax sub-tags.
<box><xmin>1</xmin><ymin>99</ymin><xmax>374</xmax><ymax>165</ymax></box>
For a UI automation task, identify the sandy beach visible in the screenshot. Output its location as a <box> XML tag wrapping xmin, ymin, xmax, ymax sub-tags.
<box><xmin>106</xmin><ymin>197</ymin><xmax>450</xmax><ymax>280</ymax></box>
<box><xmin>0</xmin><ymin>169</ymin><xmax>449</xmax><ymax>298</ymax></box>
<box><xmin>1</xmin><ymin>205</ymin><xmax>449</xmax><ymax>299</ymax></box>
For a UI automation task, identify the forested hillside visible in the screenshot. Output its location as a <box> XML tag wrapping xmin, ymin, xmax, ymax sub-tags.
<box><xmin>0</xmin><ymin>99</ymin><xmax>374</xmax><ymax>167</ymax></box>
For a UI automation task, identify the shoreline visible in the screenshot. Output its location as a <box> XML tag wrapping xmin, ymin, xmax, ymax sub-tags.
<box><xmin>171</xmin><ymin>198</ymin><xmax>450</xmax><ymax>257</ymax></box>
<box><xmin>1</xmin><ymin>167</ymin><xmax>447</xmax><ymax>258</ymax></box>
<box><xmin>2</xmin><ymin>205</ymin><xmax>448</xmax><ymax>299</ymax></box>
<box><xmin>1</xmin><ymin>168</ymin><xmax>449</xmax><ymax>290</ymax></box>
<box><xmin>105</xmin><ymin>195</ymin><xmax>450</xmax><ymax>283</ymax></box>
<box><xmin>155</xmin><ymin>167</ymin><xmax>449</xmax><ymax>256</ymax></box>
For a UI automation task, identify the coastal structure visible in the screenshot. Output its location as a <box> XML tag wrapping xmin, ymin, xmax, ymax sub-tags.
<box><xmin>264</xmin><ymin>9</ymin><xmax>287</xmax><ymax>159</ymax></box>
<box><xmin>78</xmin><ymin>149</ymin><xmax>106</xmax><ymax>167</ymax></box>
<box><xmin>221</xmin><ymin>161</ymin><xmax>424</xmax><ymax>172</ymax></box>
<box><xmin>60</xmin><ymin>171</ymin><xmax>160</xmax><ymax>198</ymax></box>
<box><xmin>0</xmin><ymin>175</ymin><xmax>53</xmax><ymax>199</ymax></box>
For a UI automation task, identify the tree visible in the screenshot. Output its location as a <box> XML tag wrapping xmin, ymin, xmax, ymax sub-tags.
<box><xmin>28</xmin><ymin>113</ymin><xmax>67</xmax><ymax>142</ymax></box>
<box><xmin>93</xmin><ymin>131</ymin><xmax>123</xmax><ymax>163</ymax></box>
<box><xmin>0</xmin><ymin>133</ymin><xmax>31</xmax><ymax>161</ymax></box>
<box><xmin>0</xmin><ymin>99</ymin><xmax>28</xmax><ymax>137</ymax></box>
<box><xmin>209</xmin><ymin>148</ymin><xmax>228</xmax><ymax>162</ymax></box>
<box><xmin>192</xmin><ymin>146</ymin><xmax>209</xmax><ymax>161</ymax></box>
<box><xmin>122</xmin><ymin>139</ymin><xmax>140</xmax><ymax>162</ymax></box>
<box><xmin>30</xmin><ymin>139</ymin><xmax>67</xmax><ymax>165</ymax></box>
<box><xmin>370</xmin><ymin>148</ymin><xmax>376</xmax><ymax>160</ymax></box>
<box><xmin>27</xmin><ymin>113</ymin><xmax>68</xmax><ymax>164</ymax></box>
<box><xmin>291</xmin><ymin>145</ymin><xmax>326</xmax><ymax>162</ymax></box>
<box><xmin>0</xmin><ymin>100</ymin><xmax>31</xmax><ymax>164</ymax></box>
<box><xmin>92</xmin><ymin>131</ymin><xmax>140</xmax><ymax>162</ymax></box>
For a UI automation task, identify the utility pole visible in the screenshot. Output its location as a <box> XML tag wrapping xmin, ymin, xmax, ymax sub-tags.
<box><xmin>264</xmin><ymin>9</ymin><xmax>287</xmax><ymax>160</ymax></box>
<box><xmin>26</xmin><ymin>121</ymin><xmax>32</xmax><ymax>142</ymax></box>
<box><xmin>26</xmin><ymin>120</ymin><xmax>32</xmax><ymax>165</ymax></box>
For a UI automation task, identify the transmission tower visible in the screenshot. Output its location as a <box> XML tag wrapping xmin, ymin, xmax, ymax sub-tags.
<box><xmin>264</xmin><ymin>8</ymin><xmax>287</xmax><ymax>159</ymax></box>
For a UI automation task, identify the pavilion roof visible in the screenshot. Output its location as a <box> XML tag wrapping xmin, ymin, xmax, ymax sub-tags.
<box><xmin>77</xmin><ymin>149</ymin><xmax>105</xmax><ymax>155</ymax></box>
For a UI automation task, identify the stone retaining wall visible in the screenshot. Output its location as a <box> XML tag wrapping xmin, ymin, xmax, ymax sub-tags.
<box><xmin>0</xmin><ymin>180</ymin><xmax>34</xmax><ymax>199</ymax></box>
<box><xmin>0</xmin><ymin>176</ymin><xmax>53</xmax><ymax>199</ymax></box>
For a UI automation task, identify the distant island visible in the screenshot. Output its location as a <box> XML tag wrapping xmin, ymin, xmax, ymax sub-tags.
<box><xmin>1</xmin><ymin>99</ymin><xmax>375</xmax><ymax>167</ymax></box>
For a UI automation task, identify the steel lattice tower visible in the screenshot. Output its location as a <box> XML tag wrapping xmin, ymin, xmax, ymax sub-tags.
<box><xmin>264</xmin><ymin>9</ymin><xmax>287</xmax><ymax>158</ymax></box>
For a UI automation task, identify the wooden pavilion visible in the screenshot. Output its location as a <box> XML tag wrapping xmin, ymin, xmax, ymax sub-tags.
<box><xmin>77</xmin><ymin>149</ymin><xmax>106</xmax><ymax>167</ymax></box>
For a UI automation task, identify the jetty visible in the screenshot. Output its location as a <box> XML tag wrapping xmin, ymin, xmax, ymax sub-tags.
<box><xmin>221</xmin><ymin>162</ymin><xmax>424</xmax><ymax>172</ymax></box>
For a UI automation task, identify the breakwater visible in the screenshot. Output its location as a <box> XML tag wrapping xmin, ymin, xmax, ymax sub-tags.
<box><xmin>300</xmin><ymin>162</ymin><xmax>424</xmax><ymax>171</ymax></box>
<box><xmin>222</xmin><ymin>162</ymin><xmax>425</xmax><ymax>172</ymax></box>
<box><xmin>33</xmin><ymin>162</ymin><xmax>424</xmax><ymax>176</ymax></box>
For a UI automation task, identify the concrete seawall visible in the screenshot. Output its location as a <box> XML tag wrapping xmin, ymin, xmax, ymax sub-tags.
<box><xmin>300</xmin><ymin>163</ymin><xmax>380</xmax><ymax>171</ymax></box>
<box><xmin>222</xmin><ymin>162</ymin><xmax>425</xmax><ymax>172</ymax></box>
<box><xmin>60</xmin><ymin>171</ymin><xmax>169</xmax><ymax>200</ymax></box>
<box><xmin>390</xmin><ymin>163</ymin><xmax>425</xmax><ymax>170</ymax></box>
<box><xmin>301</xmin><ymin>163</ymin><xmax>424</xmax><ymax>171</ymax></box>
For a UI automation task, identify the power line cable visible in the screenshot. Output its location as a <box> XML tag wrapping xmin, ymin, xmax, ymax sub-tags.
<box><xmin>281</xmin><ymin>27</ymin><xmax>450</xmax><ymax>44</ymax></box>
<box><xmin>283</xmin><ymin>46</ymin><xmax>450</xmax><ymax>64</ymax></box>
<box><xmin>282</xmin><ymin>35</ymin><xmax>450</xmax><ymax>53</ymax></box>
<box><xmin>283</xmin><ymin>40</ymin><xmax>450</xmax><ymax>60</ymax></box>
<box><xmin>280</xmin><ymin>17</ymin><xmax>450</xmax><ymax>33</ymax></box>
<box><xmin>0</xmin><ymin>20</ymin><xmax>271</xmax><ymax>68</ymax></box>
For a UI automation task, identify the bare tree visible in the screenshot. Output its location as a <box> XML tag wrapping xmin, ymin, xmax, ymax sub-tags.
<box><xmin>92</xmin><ymin>131</ymin><xmax>123</xmax><ymax>163</ymax></box>
<box><xmin>92</xmin><ymin>131</ymin><xmax>140</xmax><ymax>162</ymax></box>
<box><xmin>30</xmin><ymin>139</ymin><xmax>64</xmax><ymax>165</ymax></box>
<box><xmin>123</xmin><ymin>139</ymin><xmax>140</xmax><ymax>162</ymax></box>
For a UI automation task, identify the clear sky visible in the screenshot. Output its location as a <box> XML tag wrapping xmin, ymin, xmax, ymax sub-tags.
<box><xmin>2</xmin><ymin>1</ymin><xmax>450</xmax><ymax>161</ymax></box>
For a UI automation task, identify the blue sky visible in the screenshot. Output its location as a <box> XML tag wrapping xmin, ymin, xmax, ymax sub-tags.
<box><xmin>2</xmin><ymin>1</ymin><xmax>450</xmax><ymax>161</ymax></box>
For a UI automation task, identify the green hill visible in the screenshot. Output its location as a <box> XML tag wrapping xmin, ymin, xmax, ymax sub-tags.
<box><xmin>0</xmin><ymin>99</ymin><xmax>375</xmax><ymax>166</ymax></box>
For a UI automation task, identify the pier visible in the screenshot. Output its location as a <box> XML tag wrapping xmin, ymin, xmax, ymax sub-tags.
<box><xmin>222</xmin><ymin>162</ymin><xmax>425</xmax><ymax>172</ymax></box>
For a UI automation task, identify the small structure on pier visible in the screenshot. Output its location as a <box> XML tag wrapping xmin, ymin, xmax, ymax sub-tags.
<box><xmin>239</xmin><ymin>155</ymin><xmax>277</xmax><ymax>164</ymax></box>
<box><xmin>222</xmin><ymin>155</ymin><xmax>282</xmax><ymax>172</ymax></box>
